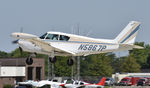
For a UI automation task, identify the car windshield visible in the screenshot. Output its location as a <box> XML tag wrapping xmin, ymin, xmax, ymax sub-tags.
<box><xmin>139</xmin><ymin>79</ymin><xmax>145</xmax><ymax>81</ymax></box>
<box><xmin>106</xmin><ymin>78</ymin><xmax>110</xmax><ymax>81</ymax></box>
<box><xmin>121</xmin><ymin>79</ymin><xmax>129</xmax><ymax>81</ymax></box>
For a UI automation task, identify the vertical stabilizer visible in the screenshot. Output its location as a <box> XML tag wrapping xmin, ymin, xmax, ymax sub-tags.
<box><xmin>114</xmin><ymin>21</ymin><xmax>140</xmax><ymax>44</ymax></box>
<box><xmin>96</xmin><ymin>77</ymin><xmax>106</xmax><ymax>86</ymax></box>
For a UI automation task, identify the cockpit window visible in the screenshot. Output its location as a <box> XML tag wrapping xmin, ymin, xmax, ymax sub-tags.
<box><xmin>46</xmin><ymin>34</ymin><xmax>59</xmax><ymax>40</ymax></box>
<box><xmin>40</xmin><ymin>33</ymin><xmax>70</xmax><ymax>41</ymax></box>
<box><xmin>60</xmin><ymin>35</ymin><xmax>70</xmax><ymax>41</ymax></box>
<box><xmin>40</xmin><ymin>33</ymin><xmax>47</xmax><ymax>39</ymax></box>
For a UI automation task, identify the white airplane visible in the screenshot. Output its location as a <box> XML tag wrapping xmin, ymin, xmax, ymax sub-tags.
<box><xmin>11</xmin><ymin>21</ymin><xmax>142</xmax><ymax>65</ymax></box>
<box><xmin>35</xmin><ymin>80</ymin><xmax>66</xmax><ymax>88</ymax></box>
<box><xmin>17</xmin><ymin>80</ymin><xmax>38</xmax><ymax>87</ymax></box>
<box><xmin>60</xmin><ymin>77</ymin><xmax>106</xmax><ymax>88</ymax></box>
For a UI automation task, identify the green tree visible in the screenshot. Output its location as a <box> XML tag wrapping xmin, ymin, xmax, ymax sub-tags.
<box><xmin>81</xmin><ymin>54</ymin><xmax>114</xmax><ymax>76</ymax></box>
<box><xmin>0</xmin><ymin>51</ymin><xmax>8</xmax><ymax>58</ymax></box>
<box><xmin>129</xmin><ymin>42</ymin><xmax>150</xmax><ymax>68</ymax></box>
<box><xmin>10</xmin><ymin>48</ymin><xmax>29</xmax><ymax>58</ymax></box>
<box><xmin>120</xmin><ymin>55</ymin><xmax>141</xmax><ymax>72</ymax></box>
<box><xmin>54</xmin><ymin>56</ymin><xmax>71</xmax><ymax>76</ymax></box>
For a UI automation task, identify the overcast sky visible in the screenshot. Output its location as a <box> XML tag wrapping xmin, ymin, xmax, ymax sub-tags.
<box><xmin>0</xmin><ymin>0</ymin><xmax>149</xmax><ymax>53</ymax></box>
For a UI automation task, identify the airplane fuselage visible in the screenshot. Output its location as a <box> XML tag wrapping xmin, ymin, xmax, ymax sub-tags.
<box><xmin>18</xmin><ymin>39</ymin><xmax>120</xmax><ymax>56</ymax></box>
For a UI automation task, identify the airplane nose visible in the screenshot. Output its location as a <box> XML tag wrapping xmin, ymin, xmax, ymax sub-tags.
<box><xmin>11</xmin><ymin>32</ymin><xmax>20</xmax><ymax>38</ymax></box>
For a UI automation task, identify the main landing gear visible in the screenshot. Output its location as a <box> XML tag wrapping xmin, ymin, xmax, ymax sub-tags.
<box><xmin>48</xmin><ymin>56</ymin><xmax>74</xmax><ymax>66</ymax></box>
<box><xmin>25</xmin><ymin>53</ymin><xmax>74</xmax><ymax>66</ymax></box>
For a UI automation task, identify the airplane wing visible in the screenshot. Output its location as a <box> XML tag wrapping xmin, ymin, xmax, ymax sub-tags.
<box><xmin>50</xmin><ymin>42</ymin><xmax>76</xmax><ymax>55</ymax></box>
<box><xmin>11</xmin><ymin>32</ymin><xmax>76</xmax><ymax>55</ymax></box>
<box><xmin>27</xmin><ymin>38</ymin><xmax>75</xmax><ymax>55</ymax></box>
<box><xmin>27</xmin><ymin>38</ymin><xmax>53</xmax><ymax>52</ymax></box>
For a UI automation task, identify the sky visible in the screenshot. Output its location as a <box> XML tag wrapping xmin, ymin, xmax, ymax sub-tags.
<box><xmin>0</xmin><ymin>0</ymin><xmax>150</xmax><ymax>55</ymax></box>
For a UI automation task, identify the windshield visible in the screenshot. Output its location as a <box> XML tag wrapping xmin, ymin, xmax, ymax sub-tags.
<box><xmin>40</xmin><ymin>33</ymin><xmax>47</xmax><ymax>39</ymax></box>
<box><xmin>139</xmin><ymin>79</ymin><xmax>145</xmax><ymax>81</ymax></box>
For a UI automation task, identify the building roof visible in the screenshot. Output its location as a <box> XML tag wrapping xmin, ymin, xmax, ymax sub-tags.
<box><xmin>0</xmin><ymin>58</ymin><xmax>26</xmax><ymax>66</ymax></box>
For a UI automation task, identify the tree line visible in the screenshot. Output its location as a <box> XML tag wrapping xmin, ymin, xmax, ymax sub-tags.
<box><xmin>0</xmin><ymin>42</ymin><xmax>150</xmax><ymax>77</ymax></box>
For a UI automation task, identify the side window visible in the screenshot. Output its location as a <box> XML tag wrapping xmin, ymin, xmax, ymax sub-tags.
<box><xmin>46</xmin><ymin>34</ymin><xmax>53</xmax><ymax>39</ymax></box>
<box><xmin>75</xmin><ymin>82</ymin><xmax>78</xmax><ymax>85</ymax></box>
<box><xmin>46</xmin><ymin>34</ymin><xmax>59</xmax><ymax>40</ymax></box>
<box><xmin>80</xmin><ymin>82</ymin><xmax>84</xmax><ymax>85</ymax></box>
<box><xmin>52</xmin><ymin>34</ymin><xmax>59</xmax><ymax>40</ymax></box>
<box><xmin>60</xmin><ymin>35</ymin><xmax>70</xmax><ymax>41</ymax></box>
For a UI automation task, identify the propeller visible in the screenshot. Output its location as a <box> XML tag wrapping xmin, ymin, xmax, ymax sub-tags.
<box><xmin>11</xmin><ymin>40</ymin><xmax>23</xmax><ymax>56</ymax></box>
<box><xmin>12</xmin><ymin>39</ymin><xmax>19</xmax><ymax>44</ymax></box>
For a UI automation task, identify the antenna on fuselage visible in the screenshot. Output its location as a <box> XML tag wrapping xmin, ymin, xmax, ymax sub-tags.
<box><xmin>85</xmin><ymin>30</ymin><xmax>92</xmax><ymax>37</ymax></box>
<box><xmin>20</xmin><ymin>27</ymin><xmax>23</xmax><ymax>33</ymax></box>
<box><xmin>77</xmin><ymin>23</ymin><xmax>80</xmax><ymax>35</ymax></box>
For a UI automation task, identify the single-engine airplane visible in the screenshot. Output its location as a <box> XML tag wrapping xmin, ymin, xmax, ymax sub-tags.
<box><xmin>11</xmin><ymin>21</ymin><xmax>142</xmax><ymax>65</ymax></box>
<box><xmin>60</xmin><ymin>77</ymin><xmax>106</xmax><ymax>88</ymax></box>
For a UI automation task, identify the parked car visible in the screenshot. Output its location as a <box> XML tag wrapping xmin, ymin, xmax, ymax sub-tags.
<box><xmin>137</xmin><ymin>78</ymin><xmax>147</xmax><ymax>86</ymax></box>
<box><xmin>137</xmin><ymin>78</ymin><xmax>150</xmax><ymax>86</ymax></box>
<box><xmin>119</xmin><ymin>77</ymin><xmax>140</xmax><ymax>86</ymax></box>
<box><xmin>105</xmin><ymin>78</ymin><xmax>115</xmax><ymax>86</ymax></box>
<box><xmin>119</xmin><ymin>77</ymin><xmax>132</xmax><ymax>86</ymax></box>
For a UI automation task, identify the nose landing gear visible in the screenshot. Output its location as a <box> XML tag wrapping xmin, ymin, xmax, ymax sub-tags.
<box><xmin>25</xmin><ymin>53</ymin><xmax>36</xmax><ymax>65</ymax></box>
<box><xmin>67</xmin><ymin>58</ymin><xmax>74</xmax><ymax>66</ymax></box>
<box><xmin>26</xmin><ymin>57</ymin><xmax>33</xmax><ymax>65</ymax></box>
<box><xmin>49</xmin><ymin>56</ymin><xmax>57</xmax><ymax>63</ymax></box>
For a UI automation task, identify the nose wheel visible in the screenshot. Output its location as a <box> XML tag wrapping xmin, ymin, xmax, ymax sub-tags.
<box><xmin>67</xmin><ymin>58</ymin><xmax>74</xmax><ymax>66</ymax></box>
<box><xmin>26</xmin><ymin>57</ymin><xmax>33</xmax><ymax>65</ymax></box>
<box><xmin>49</xmin><ymin>56</ymin><xmax>57</xmax><ymax>63</ymax></box>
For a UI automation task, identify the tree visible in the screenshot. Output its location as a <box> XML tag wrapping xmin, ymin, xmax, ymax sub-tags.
<box><xmin>120</xmin><ymin>55</ymin><xmax>141</xmax><ymax>72</ymax></box>
<box><xmin>54</xmin><ymin>56</ymin><xmax>71</xmax><ymax>76</ymax></box>
<box><xmin>10</xmin><ymin>48</ymin><xmax>29</xmax><ymax>58</ymax></box>
<box><xmin>0</xmin><ymin>51</ymin><xmax>8</xmax><ymax>58</ymax></box>
<box><xmin>81</xmin><ymin>54</ymin><xmax>114</xmax><ymax>77</ymax></box>
<box><xmin>129</xmin><ymin>42</ymin><xmax>150</xmax><ymax>68</ymax></box>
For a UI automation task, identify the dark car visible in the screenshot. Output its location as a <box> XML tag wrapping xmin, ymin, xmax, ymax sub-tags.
<box><xmin>137</xmin><ymin>78</ymin><xmax>147</xmax><ymax>86</ymax></box>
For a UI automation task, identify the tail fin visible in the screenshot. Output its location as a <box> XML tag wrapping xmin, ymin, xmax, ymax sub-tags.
<box><xmin>114</xmin><ymin>21</ymin><xmax>141</xmax><ymax>44</ymax></box>
<box><xmin>96</xmin><ymin>77</ymin><xmax>106</xmax><ymax>86</ymax></box>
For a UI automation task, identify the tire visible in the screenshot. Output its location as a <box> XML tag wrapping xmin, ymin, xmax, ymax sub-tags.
<box><xmin>49</xmin><ymin>57</ymin><xmax>57</xmax><ymax>63</ymax></box>
<box><xmin>26</xmin><ymin>57</ymin><xmax>33</xmax><ymax>65</ymax></box>
<box><xmin>67</xmin><ymin>58</ymin><xmax>74</xmax><ymax>66</ymax></box>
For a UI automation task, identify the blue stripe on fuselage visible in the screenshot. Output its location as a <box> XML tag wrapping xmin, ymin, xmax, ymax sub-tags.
<box><xmin>44</xmin><ymin>40</ymin><xmax>116</xmax><ymax>45</ymax></box>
